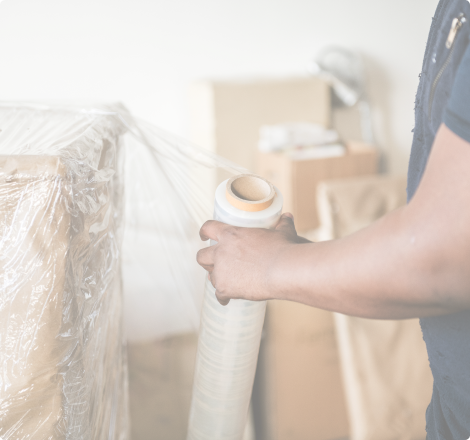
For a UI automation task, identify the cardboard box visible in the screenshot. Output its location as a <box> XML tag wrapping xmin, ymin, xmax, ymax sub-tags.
<box><xmin>128</xmin><ymin>333</ymin><xmax>258</xmax><ymax>440</ymax></box>
<box><xmin>190</xmin><ymin>77</ymin><xmax>331</xmax><ymax>174</ymax></box>
<box><xmin>252</xmin><ymin>301</ymin><xmax>350</xmax><ymax>440</ymax></box>
<box><xmin>0</xmin><ymin>157</ymin><xmax>68</xmax><ymax>438</ymax></box>
<box><xmin>128</xmin><ymin>334</ymin><xmax>198</xmax><ymax>440</ymax></box>
<box><xmin>0</xmin><ymin>152</ymin><xmax>127</xmax><ymax>437</ymax></box>
<box><xmin>316</xmin><ymin>175</ymin><xmax>431</xmax><ymax>440</ymax></box>
<box><xmin>257</xmin><ymin>145</ymin><xmax>378</xmax><ymax>231</ymax></box>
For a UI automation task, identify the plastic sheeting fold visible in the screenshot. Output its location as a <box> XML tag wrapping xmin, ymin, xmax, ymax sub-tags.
<box><xmin>0</xmin><ymin>102</ymin><xmax>243</xmax><ymax>439</ymax></box>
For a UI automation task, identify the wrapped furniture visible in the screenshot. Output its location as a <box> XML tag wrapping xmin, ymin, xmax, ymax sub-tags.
<box><xmin>0</xmin><ymin>107</ymin><xmax>128</xmax><ymax>439</ymax></box>
<box><xmin>0</xmin><ymin>103</ymin><xmax>240</xmax><ymax>439</ymax></box>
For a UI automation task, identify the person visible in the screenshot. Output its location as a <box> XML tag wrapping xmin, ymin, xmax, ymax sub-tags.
<box><xmin>196</xmin><ymin>0</ymin><xmax>470</xmax><ymax>438</ymax></box>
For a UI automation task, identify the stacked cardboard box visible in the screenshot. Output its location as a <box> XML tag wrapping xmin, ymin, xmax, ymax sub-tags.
<box><xmin>253</xmin><ymin>300</ymin><xmax>350</xmax><ymax>440</ymax></box>
<box><xmin>190</xmin><ymin>77</ymin><xmax>330</xmax><ymax>181</ymax></box>
<box><xmin>190</xmin><ymin>77</ymin><xmax>379</xmax><ymax>440</ymax></box>
<box><xmin>257</xmin><ymin>143</ymin><xmax>377</xmax><ymax>231</ymax></box>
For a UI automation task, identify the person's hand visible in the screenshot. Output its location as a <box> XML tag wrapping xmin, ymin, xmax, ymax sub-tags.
<box><xmin>196</xmin><ymin>213</ymin><xmax>311</xmax><ymax>306</ymax></box>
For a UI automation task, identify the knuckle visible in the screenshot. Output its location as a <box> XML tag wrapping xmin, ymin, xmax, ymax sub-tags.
<box><xmin>209</xmin><ymin>276</ymin><xmax>216</xmax><ymax>288</ymax></box>
<box><xmin>200</xmin><ymin>220</ymin><xmax>215</xmax><ymax>235</ymax></box>
<box><xmin>204</xmin><ymin>219</ymin><xmax>215</xmax><ymax>229</ymax></box>
<box><xmin>196</xmin><ymin>248</ymin><xmax>205</xmax><ymax>263</ymax></box>
<box><xmin>215</xmin><ymin>279</ymin><xmax>227</xmax><ymax>295</ymax></box>
<box><xmin>221</xmin><ymin>225</ymin><xmax>239</xmax><ymax>241</ymax></box>
<box><xmin>215</xmin><ymin>291</ymin><xmax>228</xmax><ymax>304</ymax></box>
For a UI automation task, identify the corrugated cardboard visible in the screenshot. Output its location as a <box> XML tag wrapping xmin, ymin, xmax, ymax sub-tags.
<box><xmin>253</xmin><ymin>300</ymin><xmax>350</xmax><ymax>440</ymax></box>
<box><xmin>316</xmin><ymin>175</ymin><xmax>432</xmax><ymax>440</ymax></box>
<box><xmin>0</xmin><ymin>151</ymin><xmax>128</xmax><ymax>438</ymax></box>
<box><xmin>316</xmin><ymin>174</ymin><xmax>407</xmax><ymax>240</ymax></box>
<box><xmin>335</xmin><ymin>316</ymin><xmax>431</xmax><ymax>440</ymax></box>
<box><xmin>189</xmin><ymin>77</ymin><xmax>331</xmax><ymax>174</ymax></box>
<box><xmin>0</xmin><ymin>156</ymin><xmax>68</xmax><ymax>439</ymax></box>
<box><xmin>257</xmin><ymin>145</ymin><xmax>378</xmax><ymax>231</ymax></box>
<box><xmin>128</xmin><ymin>334</ymin><xmax>256</xmax><ymax>440</ymax></box>
<box><xmin>128</xmin><ymin>334</ymin><xmax>198</xmax><ymax>440</ymax></box>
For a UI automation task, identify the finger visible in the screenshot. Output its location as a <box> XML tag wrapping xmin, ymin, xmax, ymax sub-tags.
<box><xmin>275</xmin><ymin>213</ymin><xmax>297</xmax><ymax>235</ymax></box>
<box><xmin>196</xmin><ymin>246</ymin><xmax>215</xmax><ymax>269</ymax></box>
<box><xmin>199</xmin><ymin>220</ymin><xmax>230</xmax><ymax>241</ymax></box>
<box><xmin>215</xmin><ymin>291</ymin><xmax>230</xmax><ymax>306</ymax></box>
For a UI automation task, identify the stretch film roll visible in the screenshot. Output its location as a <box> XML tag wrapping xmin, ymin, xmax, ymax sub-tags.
<box><xmin>187</xmin><ymin>174</ymin><xmax>283</xmax><ymax>440</ymax></box>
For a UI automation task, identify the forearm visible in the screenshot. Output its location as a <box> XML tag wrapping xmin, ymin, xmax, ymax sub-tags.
<box><xmin>267</xmin><ymin>125</ymin><xmax>470</xmax><ymax>319</ymax></box>
<box><xmin>198</xmin><ymin>125</ymin><xmax>470</xmax><ymax>314</ymax></box>
<box><xmin>269</xmin><ymin>208</ymin><xmax>455</xmax><ymax>318</ymax></box>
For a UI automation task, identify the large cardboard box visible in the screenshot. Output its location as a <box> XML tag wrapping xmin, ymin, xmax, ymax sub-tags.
<box><xmin>190</xmin><ymin>77</ymin><xmax>331</xmax><ymax>174</ymax></box>
<box><xmin>128</xmin><ymin>334</ymin><xmax>198</xmax><ymax>440</ymax></box>
<box><xmin>253</xmin><ymin>300</ymin><xmax>350</xmax><ymax>440</ymax></box>
<box><xmin>257</xmin><ymin>144</ymin><xmax>378</xmax><ymax>231</ymax></box>
<box><xmin>128</xmin><ymin>333</ymin><xmax>257</xmax><ymax>440</ymax></box>
<box><xmin>316</xmin><ymin>175</ymin><xmax>431</xmax><ymax>440</ymax></box>
<box><xmin>0</xmin><ymin>107</ymin><xmax>128</xmax><ymax>439</ymax></box>
<box><xmin>0</xmin><ymin>156</ymin><xmax>68</xmax><ymax>439</ymax></box>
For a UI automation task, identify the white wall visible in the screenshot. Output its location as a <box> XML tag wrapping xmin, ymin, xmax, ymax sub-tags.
<box><xmin>0</xmin><ymin>0</ymin><xmax>438</xmax><ymax>174</ymax></box>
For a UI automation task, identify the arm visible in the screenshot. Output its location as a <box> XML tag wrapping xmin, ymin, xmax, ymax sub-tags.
<box><xmin>197</xmin><ymin>124</ymin><xmax>470</xmax><ymax>318</ymax></box>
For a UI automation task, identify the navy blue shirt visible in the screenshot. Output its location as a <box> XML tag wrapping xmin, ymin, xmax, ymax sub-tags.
<box><xmin>407</xmin><ymin>1</ymin><xmax>470</xmax><ymax>438</ymax></box>
<box><xmin>444</xmin><ymin>43</ymin><xmax>470</xmax><ymax>142</ymax></box>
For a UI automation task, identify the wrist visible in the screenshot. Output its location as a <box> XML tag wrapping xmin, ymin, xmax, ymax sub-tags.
<box><xmin>265</xmin><ymin>243</ymin><xmax>296</xmax><ymax>301</ymax></box>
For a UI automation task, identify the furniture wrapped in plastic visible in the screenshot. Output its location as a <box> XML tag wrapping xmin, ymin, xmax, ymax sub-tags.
<box><xmin>0</xmin><ymin>102</ymin><xmax>242</xmax><ymax>439</ymax></box>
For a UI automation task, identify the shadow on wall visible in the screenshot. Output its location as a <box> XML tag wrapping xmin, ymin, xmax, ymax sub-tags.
<box><xmin>332</xmin><ymin>53</ymin><xmax>409</xmax><ymax>172</ymax></box>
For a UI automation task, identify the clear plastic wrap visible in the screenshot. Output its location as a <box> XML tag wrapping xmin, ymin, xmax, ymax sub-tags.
<box><xmin>0</xmin><ymin>102</ymin><xmax>243</xmax><ymax>439</ymax></box>
<box><xmin>187</xmin><ymin>178</ymin><xmax>283</xmax><ymax>440</ymax></box>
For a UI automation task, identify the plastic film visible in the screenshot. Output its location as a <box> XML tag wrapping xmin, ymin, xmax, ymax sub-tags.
<box><xmin>187</xmin><ymin>178</ymin><xmax>283</xmax><ymax>440</ymax></box>
<box><xmin>0</xmin><ymin>102</ymin><xmax>244</xmax><ymax>439</ymax></box>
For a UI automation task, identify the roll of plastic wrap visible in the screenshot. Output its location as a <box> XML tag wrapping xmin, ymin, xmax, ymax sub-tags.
<box><xmin>187</xmin><ymin>174</ymin><xmax>283</xmax><ymax>440</ymax></box>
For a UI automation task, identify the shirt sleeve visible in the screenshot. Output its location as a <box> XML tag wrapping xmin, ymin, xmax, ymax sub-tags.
<box><xmin>444</xmin><ymin>43</ymin><xmax>470</xmax><ymax>142</ymax></box>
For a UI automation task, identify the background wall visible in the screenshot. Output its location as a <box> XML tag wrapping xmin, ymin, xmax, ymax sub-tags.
<box><xmin>0</xmin><ymin>0</ymin><xmax>438</xmax><ymax>175</ymax></box>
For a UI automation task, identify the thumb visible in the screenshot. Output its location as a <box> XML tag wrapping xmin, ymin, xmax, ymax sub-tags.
<box><xmin>275</xmin><ymin>213</ymin><xmax>297</xmax><ymax>237</ymax></box>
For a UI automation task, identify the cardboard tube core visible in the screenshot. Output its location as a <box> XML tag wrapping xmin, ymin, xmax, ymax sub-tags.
<box><xmin>226</xmin><ymin>174</ymin><xmax>275</xmax><ymax>212</ymax></box>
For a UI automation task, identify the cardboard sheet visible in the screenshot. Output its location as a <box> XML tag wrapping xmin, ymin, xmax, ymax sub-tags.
<box><xmin>316</xmin><ymin>174</ymin><xmax>432</xmax><ymax>440</ymax></box>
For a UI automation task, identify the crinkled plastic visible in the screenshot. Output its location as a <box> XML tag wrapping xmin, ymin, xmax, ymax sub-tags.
<box><xmin>0</xmin><ymin>102</ymin><xmax>243</xmax><ymax>439</ymax></box>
